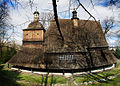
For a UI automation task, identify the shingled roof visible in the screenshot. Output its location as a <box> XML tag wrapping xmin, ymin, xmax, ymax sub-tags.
<box><xmin>27</xmin><ymin>21</ymin><xmax>44</xmax><ymax>30</ymax></box>
<box><xmin>45</xmin><ymin>19</ymin><xmax>108</xmax><ymax>52</ymax></box>
<box><xmin>8</xmin><ymin>47</ymin><xmax>45</xmax><ymax>68</ymax></box>
<box><xmin>8</xmin><ymin>19</ymin><xmax>118</xmax><ymax>71</ymax></box>
<box><xmin>43</xmin><ymin>19</ymin><xmax>118</xmax><ymax>69</ymax></box>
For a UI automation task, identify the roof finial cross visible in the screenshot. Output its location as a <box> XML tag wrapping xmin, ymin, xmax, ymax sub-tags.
<box><xmin>36</xmin><ymin>7</ymin><xmax>37</xmax><ymax>11</ymax></box>
<box><xmin>73</xmin><ymin>8</ymin><xmax>76</xmax><ymax>11</ymax></box>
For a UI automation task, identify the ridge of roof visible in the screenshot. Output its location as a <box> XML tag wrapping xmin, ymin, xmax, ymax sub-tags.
<box><xmin>50</xmin><ymin>19</ymin><xmax>100</xmax><ymax>22</ymax></box>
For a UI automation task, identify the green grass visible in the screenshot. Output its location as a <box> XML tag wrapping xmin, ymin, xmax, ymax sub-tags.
<box><xmin>88</xmin><ymin>76</ymin><xmax>120</xmax><ymax>86</ymax></box>
<box><xmin>19</xmin><ymin>74</ymin><xmax>42</xmax><ymax>83</ymax></box>
<box><xmin>0</xmin><ymin>64</ymin><xmax>66</xmax><ymax>85</ymax></box>
<box><xmin>0</xmin><ymin>65</ymin><xmax>19</xmax><ymax>86</ymax></box>
<box><xmin>53</xmin><ymin>76</ymin><xmax>66</xmax><ymax>84</ymax></box>
<box><xmin>0</xmin><ymin>60</ymin><xmax>120</xmax><ymax>86</ymax></box>
<box><xmin>16</xmin><ymin>73</ymin><xmax>66</xmax><ymax>84</ymax></box>
<box><xmin>74</xmin><ymin>60</ymin><xmax>120</xmax><ymax>86</ymax></box>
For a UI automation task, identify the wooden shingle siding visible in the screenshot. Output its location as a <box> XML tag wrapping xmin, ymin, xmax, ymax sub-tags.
<box><xmin>8</xmin><ymin>19</ymin><xmax>118</xmax><ymax>71</ymax></box>
<box><xmin>23</xmin><ymin>30</ymin><xmax>44</xmax><ymax>41</ymax></box>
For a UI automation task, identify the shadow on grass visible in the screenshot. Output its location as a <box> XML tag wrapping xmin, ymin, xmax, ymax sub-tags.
<box><xmin>0</xmin><ymin>65</ymin><xmax>20</xmax><ymax>86</ymax></box>
<box><xmin>0</xmin><ymin>65</ymin><xmax>66</xmax><ymax>86</ymax></box>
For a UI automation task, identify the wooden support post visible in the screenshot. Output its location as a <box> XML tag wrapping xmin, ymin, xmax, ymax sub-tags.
<box><xmin>41</xmin><ymin>75</ymin><xmax>44</xmax><ymax>86</ymax></box>
<box><xmin>8</xmin><ymin>64</ymin><xmax>9</xmax><ymax>68</ymax></box>
<box><xmin>31</xmin><ymin>69</ymin><xmax>33</xmax><ymax>73</ymax></box>
<box><xmin>45</xmin><ymin>74</ymin><xmax>48</xmax><ymax>86</ymax></box>
<box><xmin>50</xmin><ymin>75</ymin><xmax>54</xmax><ymax>86</ymax></box>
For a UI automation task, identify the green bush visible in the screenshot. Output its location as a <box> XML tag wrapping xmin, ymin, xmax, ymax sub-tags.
<box><xmin>115</xmin><ymin>47</ymin><xmax>120</xmax><ymax>59</ymax></box>
<box><xmin>0</xmin><ymin>46</ymin><xmax>16</xmax><ymax>64</ymax></box>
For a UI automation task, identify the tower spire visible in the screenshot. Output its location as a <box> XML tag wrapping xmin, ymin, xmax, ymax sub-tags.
<box><xmin>33</xmin><ymin>8</ymin><xmax>39</xmax><ymax>21</ymax></box>
<box><xmin>36</xmin><ymin>7</ymin><xmax>37</xmax><ymax>11</ymax></box>
<box><xmin>71</xmin><ymin>9</ymin><xmax>79</xmax><ymax>20</ymax></box>
<box><xmin>71</xmin><ymin>9</ymin><xmax>79</xmax><ymax>27</ymax></box>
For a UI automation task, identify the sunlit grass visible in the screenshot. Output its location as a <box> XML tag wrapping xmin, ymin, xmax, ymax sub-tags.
<box><xmin>0</xmin><ymin>60</ymin><xmax>120</xmax><ymax>86</ymax></box>
<box><xmin>88</xmin><ymin>76</ymin><xmax>120</xmax><ymax>86</ymax></box>
<box><xmin>0</xmin><ymin>64</ymin><xmax>66</xmax><ymax>85</ymax></box>
<box><xmin>73</xmin><ymin>60</ymin><xmax>120</xmax><ymax>85</ymax></box>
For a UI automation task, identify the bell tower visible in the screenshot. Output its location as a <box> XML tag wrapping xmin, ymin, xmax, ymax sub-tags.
<box><xmin>22</xmin><ymin>11</ymin><xmax>45</xmax><ymax>48</ymax></box>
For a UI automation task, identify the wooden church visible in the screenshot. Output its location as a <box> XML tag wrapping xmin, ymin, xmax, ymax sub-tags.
<box><xmin>8</xmin><ymin>10</ymin><xmax>118</xmax><ymax>72</ymax></box>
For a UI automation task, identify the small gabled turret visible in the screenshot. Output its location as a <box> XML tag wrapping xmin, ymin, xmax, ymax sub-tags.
<box><xmin>71</xmin><ymin>9</ymin><xmax>79</xmax><ymax>27</ymax></box>
<box><xmin>34</xmin><ymin>11</ymin><xmax>39</xmax><ymax>21</ymax></box>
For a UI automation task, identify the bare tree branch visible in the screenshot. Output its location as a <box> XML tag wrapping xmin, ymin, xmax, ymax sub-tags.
<box><xmin>52</xmin><ymin>0</ymin><xmax>64</xmax><ymax>41</ymax></box>
<box><xmin>102</xmin><ymin>17</ymin><xmax>114</xmax><ymax>34</ymax></box>
<box><xmin>77</xmin><ymin>0</ymin><xmax>97</xmax><ymax>21</ymax></box>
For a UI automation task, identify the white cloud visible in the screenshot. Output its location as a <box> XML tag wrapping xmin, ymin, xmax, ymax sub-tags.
<box><xmin>9</xmin><ymin>0</ymin><xmax>53</xmax><ymax>45</ymax></box>
<box><xmin>106</xmin><ymin>27</ymin><xmax>120</xmax><ymax>37</ymax></box>
<box><xmin>8</xmin><ymin>0</ymin><xmax>120</xmax><ymax>46</ymax></box>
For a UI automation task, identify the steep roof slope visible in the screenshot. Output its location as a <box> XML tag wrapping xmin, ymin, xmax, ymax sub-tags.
<box><xmin>45</xmin><ymin>19</ymin><xmax>108</xmax><ymax>52</ymax></box>
<box><xmin>8</xmin><ymin>47</ymin><xmax>45</xmax><ymax>68</ymax></box>
<box><xmin>44</xmin><ymin>19</ymin><xmax>117</xmax><ymax>69</ymax></box>
<box><xmin>8</xmin><ymin>19</ymin><xmax>118</xmax><ymax>70</ymax></box>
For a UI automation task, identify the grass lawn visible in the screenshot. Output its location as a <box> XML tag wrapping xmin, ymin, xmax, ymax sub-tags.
<box><xmin>0</xmin><ymin>65</ymin><xmax>19</xmax><ymax>86</ymax></box>
<box><xmin>87</xmin><ymin>76</ymin><xmax>120</xmax><ymax>86</ymax></box>
<box><xmin>0</xmin><ymin>64</ymin><xmax>66</xmax><ymax>86</ymax></box>
<box><xmin>74</xmin><ymin>60</ymin><xmax>120</xmax><ymax>86</ymax></box>
<box><xmin>0</xmin><ymin>60</ymin><xmax>120</xmax><ymax>86</ymax></box>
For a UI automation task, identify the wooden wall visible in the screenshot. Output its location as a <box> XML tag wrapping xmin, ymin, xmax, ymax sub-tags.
<box><xmin>22</xmin><ymin>43</ymin><xmax>43</xmax><ymax>48</ymax></box>
<box><xmin>23</xmin><ymin>30</ymin><xmax>44</xmax><ymax>41</ymax></box>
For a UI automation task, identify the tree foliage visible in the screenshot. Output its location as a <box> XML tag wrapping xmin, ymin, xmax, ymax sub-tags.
<box><xmin>0</xmin><ymin>46</ymin><xmax>16</xmax><ymax>64</ymax></box>
<box><xmin>115</xmin><ymin>47</ymin><xmax>120</xmax><ymax>59</ymax></box>
<box><xmin>0</xmin><ymin>0</ymin><xmax>14</xmax><ymax>61</ymax></box>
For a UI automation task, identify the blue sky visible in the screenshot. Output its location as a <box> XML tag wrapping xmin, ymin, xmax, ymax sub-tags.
<box><xmin>5</xmin><ymin>0</ymin><xmax>120</xmax><ymax>46</ymax></box>
<box><xmin>98</xmin><ymin>0</ymin><xmax>110</xmax><ymax>7</ymax></box>
<box><xmin>98</xmin><ymin>0</ymin><xmax>120</xmax><ymax>7</ymax></box>
<box><xmin>0</xmin><ymin>0</ymin><xmax>16</xmax><ymax>8</ymax></box>
<box><xmin>8</xmin><ymin>0</ymin><xmax>16</xmax><ymax>8</ymax></box>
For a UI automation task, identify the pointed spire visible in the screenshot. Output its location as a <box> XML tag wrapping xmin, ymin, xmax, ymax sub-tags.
<box><xmin>36</xmin><ymin>7</ymin><xmax>37</xmax><ymax>11</ymax></box>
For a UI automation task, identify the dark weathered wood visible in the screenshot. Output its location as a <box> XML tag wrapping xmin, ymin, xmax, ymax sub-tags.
<box><xmin>8</xmin><ymin>12</ymin><xmax>118</xmax><ymax>71</ymax></box>
<box><xmin>52</xmin><ymin>0</ymin><xmax>64</xmax><ymax>41</ymax></box>
<box><xmin>87</xmin><ymin>46</ymin><xmax>109</xmax><ymax>49</ymax></box>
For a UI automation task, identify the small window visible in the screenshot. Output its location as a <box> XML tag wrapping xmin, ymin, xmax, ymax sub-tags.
<box><xmin>68</xmin><ymin>55</ymin><xmax>74</xmax><ymax>60</ymax></box>
<box><xmin>60</xmin><ymin>55</ymin><xmax>65</xmax><ymax>60</ymax></box>
<box><xmin>59</xmin><ymin>55</ymin><xmax>74</xmax><ymax>60</ymax></box>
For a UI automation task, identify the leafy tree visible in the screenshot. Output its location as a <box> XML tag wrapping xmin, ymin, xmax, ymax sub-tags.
<box><xmin>115</xmin><ymin>47</ymin><xmax>120</xmax><ymax>59</ymax></box>
<box><xmin>0</xmin><ymin>46</ymin><xmax>17</xmax><ymax>64</ymax></box>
